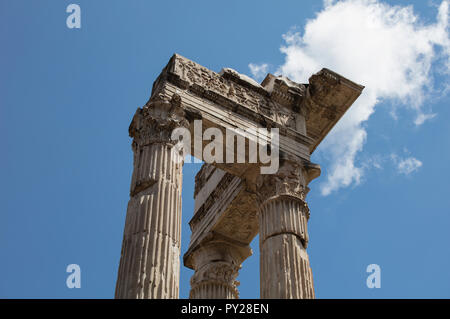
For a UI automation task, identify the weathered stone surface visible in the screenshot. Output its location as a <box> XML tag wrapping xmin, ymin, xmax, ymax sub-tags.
<box><xmin>183</xmin><ymin>164</ymin><xmax>258</xmax><ymax>299</ymax></box>
<box><xmin>117</xmin><ymin>53</ymin><xmax>364</xmax><ymax>299</ymax></box>
<box><xmin>151</xmin><ymin>54</ymin><xmax>363</xmax><ymax>159</ymax></box>
<box><xmin>115</xmin><ymin>96</ymin><xmax>188</xmax><ymax>299</ymax></box>
<box><xmin>260</xmin><ymin>233</ymin><xmax>314</xmax><ymax>298</ymax></box>
<box><xmin>188</xmin><ymin>235</ymin><xmax>251</xmax><ymax>299</ymax></box>
<box><xmin>257</xmin><ymin>159</ymin><xmax>315</xmax><ymax>298</ymax></box>
<box><xmin>185</xmin><ymin>165</ymin><xmax>258</xmax><ymax>250</ymax></box>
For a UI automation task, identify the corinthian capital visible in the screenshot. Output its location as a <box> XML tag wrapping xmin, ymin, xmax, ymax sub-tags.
<box><xmin>190</xmin><ymin>262</ymin><xmax>240</xmax><ymax>297</ymax></box>
<box><xmin>128</xmin><ymin>93</ymin><xmax>189</xmax><ymax>147</ymax></box>
<box><xmin>255</xmin><ymin>156</ymin><xmax>322</xmax><ymax>205</ymax></box>
<box><xmin>255</xmin><ymin>159</ymin><xmax>308</xmax><ymax>203</ymax></box>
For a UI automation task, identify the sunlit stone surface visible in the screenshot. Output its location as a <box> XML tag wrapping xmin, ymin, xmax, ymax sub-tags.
<box><xmin>115</xmin><ymin>54</ymin><xmax>363</xmax><ymax>298</ymax></box>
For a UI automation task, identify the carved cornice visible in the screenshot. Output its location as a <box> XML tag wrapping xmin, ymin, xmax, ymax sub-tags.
<box><xmin>305</xmin><ymin>68</ymin><xmax>365</xmax><ymax>153</ymax></box>
<box><xmin>159</xmin><ymin>54</ymin><xmax>308</xmax><ymax>134</ymax></box>
<box><xmin>309</xmin><ymin>69</ymin><xmax>340</xmax><ymax>103</ymax></box>
<box><xmin>129</xmin><ymin>93</ymin><xmax>189</xmax><ymax>147</ymax></box>
<box><xmin>152</xmin><ymin>54</ymin><xmax>364</xmax><ymax>155</ymax></box>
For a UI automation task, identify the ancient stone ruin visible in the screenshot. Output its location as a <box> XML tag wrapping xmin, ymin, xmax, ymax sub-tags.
<box><xmin>114</xmin><ymin>54</ymin><xmax>363</xmax><ymax>299</ymax></box>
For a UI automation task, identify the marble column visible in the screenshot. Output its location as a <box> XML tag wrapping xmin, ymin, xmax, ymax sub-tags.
<box><xmin>189</xmin><ymin>240</ymin><xmax>251</xmax><ymax>299</ymax></box>
<box><xmin>257</xmin><ymin>159</ymin><xmax>319</xmax><ymax>299</ymax></box>
<box><xmin>115</xmin><ymin>94</ymin><xmax>189</xmax><ymax>299</ymax></box>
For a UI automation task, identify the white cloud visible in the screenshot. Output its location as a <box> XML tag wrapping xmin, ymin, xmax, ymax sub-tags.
<box><xmin>414</xmin><ymin>112</ymin><xmax>437</xmax><ymax>125</ymax></box>
<box><xmin>391</xmin><ymin>154</ymin><xmax>423</xmax><ymax>175</ymax></box>
<box><xmin>264</xmin><ymin>0</ymin><xmax>449</xmax><ymax>195</ymax></box>
<box><xmin>248</xmin><ymin>63</ymin><xmax>269</xmax><ymax>81</ymax></box>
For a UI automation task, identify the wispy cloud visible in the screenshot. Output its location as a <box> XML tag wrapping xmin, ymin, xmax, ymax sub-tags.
<box><xmin>252</xmin><ymin>0</ymin><xmax>449</xmax><ymax>195</ymax></box>
<box><xmin>248</xmin><ymin>63</ymin><xmax>269</xmax><ymax>81</ymax></box>
<box><xmin>391</xmin><ymin>154</ymin><xmax>423</xmax><ymax>175</ymax></box>
<box><xmin>414</xmin><ymin>112</ymin><xmax>437</xmax><ymax>125</ymax></box>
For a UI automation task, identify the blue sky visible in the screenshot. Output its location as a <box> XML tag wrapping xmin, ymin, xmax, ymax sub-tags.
<box><xmin>1</xmin><ymin>0</ymin><xmax>449</xmax><ymax>298</ymax></box>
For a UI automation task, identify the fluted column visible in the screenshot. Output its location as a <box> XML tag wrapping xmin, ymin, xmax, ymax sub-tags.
<box><xmin>188</xmin><ymin>240</ymin><xmax>251</xmax><ymax>299</ymax></box>
<box><xmin>115</xmin><ymin>94</ymin><xmax>189</xmax><ymax>299</ymax></box>
<box><xmin>257</xmin><ymin>159</ymin><xmax>319</xmax><ymax>299</ymax></box>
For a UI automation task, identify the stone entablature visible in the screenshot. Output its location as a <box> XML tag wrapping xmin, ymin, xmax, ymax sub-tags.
<box><xmin>185</xmin><ymin>164</ymin><xmax>258</xmax><ymax>262</ymax></box>
<box><xmin>151</xmin><ymin>54</ymin><xmax>363</xmax><ymax>156</ymax></box>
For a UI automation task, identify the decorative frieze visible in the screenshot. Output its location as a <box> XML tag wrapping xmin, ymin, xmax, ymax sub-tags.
<box><xmin>154</xmin><ymin>54</ymin><xmax>363</xmax><ymax>154</ymax></box>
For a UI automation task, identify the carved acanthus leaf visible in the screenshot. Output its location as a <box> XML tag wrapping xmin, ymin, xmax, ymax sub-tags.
<box><xmin>190</xmin><ymin>262</ymin><xmax>240</xmax><ymax>292</ymax></box>
<box><xmin>129</xmin><ymin>94</ymin><xmax>189</xmax><ymax>147</ymax></box>
<box><xmin>256</xmin><ymin>160</ymin><xmax>308</xmax><ymax>204</ymax></box>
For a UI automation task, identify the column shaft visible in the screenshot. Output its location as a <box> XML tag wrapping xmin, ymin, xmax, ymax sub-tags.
<box><xmin>115</xmin><ymin>96</ymin><xmax>188</xmax><ymax>299</ymax></box>
<box><xmin>256</xmin><ymin>159</ymin><xmax>317</xmax><ymax>299</ymax></box>
<box><xmin>115</xmin><ymin>144</ymin><xmax>183</xmax><ymax>298</ymax></box>
<box><xmin>259</xmin><ymin>197</ymin><xmax>314</xmax><ymax>298</ymax></box>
